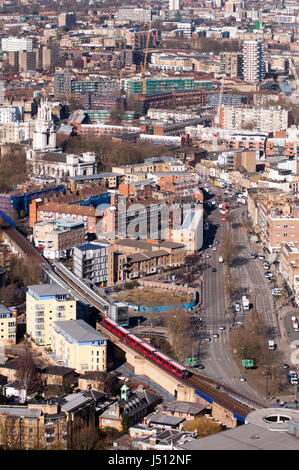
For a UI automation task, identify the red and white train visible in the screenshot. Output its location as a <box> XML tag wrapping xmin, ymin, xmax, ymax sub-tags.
<box><xmin>102</xmin><ymin>317</ymin><xmax>188</xmax><ymax>380</ymax></box>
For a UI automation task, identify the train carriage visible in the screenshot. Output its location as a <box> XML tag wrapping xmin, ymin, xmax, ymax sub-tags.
<box><xmin>102</xmin><ymin>317</ymin><xmax>128</xmax><ymax>341</ymax></box>
<box><xmin>101</xmin><ymin>317</ymin><xmax>188</xmax><ymax>379</ymax></box>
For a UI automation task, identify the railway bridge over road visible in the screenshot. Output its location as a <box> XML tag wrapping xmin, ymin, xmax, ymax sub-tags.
<box><xmin>96</xmin><ymin>321</ymin><xmax>255</xmax><ymax>428</ymax></box>
<box><xmin>0</xmin><ymin>222</ymin><xmax>265</xmax><ymax>429</ymax></box>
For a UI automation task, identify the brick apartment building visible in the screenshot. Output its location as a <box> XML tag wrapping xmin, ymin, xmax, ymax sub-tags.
<box><xmin>29</xmin><ymin>199</ymin><xmax>98</xmax><ymax>234</ymax></box>
<box><xmin>259</xmin><ymin>201</ymin><xmax>299</xmax><ymax>253</ymax></box>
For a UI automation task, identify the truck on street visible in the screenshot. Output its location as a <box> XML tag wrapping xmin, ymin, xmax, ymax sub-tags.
<box><xmin>242</xmin><ymin>295</ymin><xmax>249</xmax><ymax>311</ymax></box>
<box><xmin>287</xmin><ymin>370</ymin><xmax>298</xmax><ymax>385</ymax></box>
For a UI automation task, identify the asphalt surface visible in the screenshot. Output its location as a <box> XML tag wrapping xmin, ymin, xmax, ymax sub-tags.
<box><xmin>197</xmin><ymin>184</ymin><xmax>277</xmax><ymax>400</ymax></box>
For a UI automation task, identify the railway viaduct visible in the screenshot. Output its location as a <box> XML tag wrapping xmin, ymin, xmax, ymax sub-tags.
<box><xmin>97</xmin><ymin>323</ymin><xmax>251</xmax><ymax>428</ymax></box>
<box><xmin>0</xmin><ymin>223</ymin><xmax>258</xmax><ymax>428</ymax></box>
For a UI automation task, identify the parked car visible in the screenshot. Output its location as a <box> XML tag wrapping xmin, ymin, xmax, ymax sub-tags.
<box><xmin>205</xmin><ymin>336</ymin><xmax>211</xmax><ymax>342</ymax></box>
<box><xmin>239</xmin><ymin>376</ymin><xmax>246</xmax><ymax>382</ymax></box>
<box><xmin>213</xmin><ymin>332</ymin><xmax>219</xmax><ymax>338</ymax></box>
<box><xmin>219</xmin><ymin>325</ymin><xmax>225</xmax><ymax>330</ymax></box>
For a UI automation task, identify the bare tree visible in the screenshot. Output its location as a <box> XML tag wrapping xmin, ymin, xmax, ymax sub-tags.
<box><xmin>165</xmin><ymin>309</ymin><xmax>192</xmax><ymax>360</ymax></box>
<box><xmin>15</xmin><ymin>351</ymin><xmax>40</xmax><ymax>402</ymax></box>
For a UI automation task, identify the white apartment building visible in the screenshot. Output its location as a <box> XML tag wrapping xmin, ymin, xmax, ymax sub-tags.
<box><xmin>1</xmin><ymin>37</ymin><xmax>33</xmax><ymax>52</ymax></box>
<box><xmin>219</xmin><ymin>106</ymin><xmax>291</xmax><ymax>132</ymax></box>
<box><xmin>26</xmin><ymin>284</ymin><xmax>77</xmax><ymax>346</ymax></box>
<box><xmin>172</xmin><ymin>208</ymin><xmax>203</xmax><ymax>254</ymax></box>
<box><xmin>0</xmin><ymin>106</ymin><xmax>23</xmax><ymax>124</ymax></box>
<box><xmin>243</xmin><ymin>40</ymin><xmax>265</xmax><ymax>84</ymax></box>
<box><xmin>169</xmin><ymin>0</ymin><xmax>181</xmax><ymax>11</ymax></box>
<box><xmin>147</xmin><ymin>108</ymin><xmax>196</xmax><ymax>121</ymax></box>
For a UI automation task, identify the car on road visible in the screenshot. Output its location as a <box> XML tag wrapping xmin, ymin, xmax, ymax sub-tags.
<box><xmin>206</xmin><ymin>253</ymin><xmax>211</xmax><ymax>258</ymax></box>
<box><xmin>212</xmin><ymin>246</ymin><xmax>217</xmax><ymax>251</ymax></box>
<box><xmin>215</xmin><ymin>240</ymin><xmax>220</xmax><ymax>244</ymax></box>
<box><xmin>211</xmin><ymin>267</ymin><xmax>217</xmax><ymax>272</ymax></box>
<box><xmin>213</xmin><ymin>333</ymin><xmax>219</xmax><ymax>338</ymax></box>
<box><xmin>205</xmin><ymin>264</ymin><xmax>211</xmax><ymax>268</ymax></box>
<box><xmin>205</xmin><ymin>336</ymin><xmax>211</xmax><ymax>341</ymax></box>
<box><xmin>239</xmin><ymin>376</ymin><xmax>246</xmax><ymax>382</ymax></box>
<box><xmin>250</xmin><ymin>252</ymin><xmax>257</xmax><ymax>259</ymax></box>
<box><xmin>264</xmin><ymin>271</ymin><xmax>273</xmax><ymax>278</ymax></box>
<box><xmin>263</xmin><ymin>264</ymin><xmax>270</xmax><ymax>270</ymax></box>
<box><xmin>258</xmin><ymin>253</ymin><xmax>265</xmax><ymax>260</ymax></box>
<box><xmin>283</xmin><ymin>363</ymin><xmax>290</xmax><ymax>369</ymax></box>
<box><xmin>219</xmin><ymin>325</ymin><xmax>225</xmax><ymax>330</ymax></box>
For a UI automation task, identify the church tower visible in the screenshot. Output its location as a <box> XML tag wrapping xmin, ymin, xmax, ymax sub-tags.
<box><xmin>32</xmin><ymin>98</ymin><xmax>56</xmax><ymax>151</ymax></box>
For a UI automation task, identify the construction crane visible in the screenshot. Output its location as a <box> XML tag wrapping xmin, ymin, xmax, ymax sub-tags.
<box><xmin>213</xmin><ymin>75</ymin><xmax>225</xmax><ymax>151</ymax></box>
<box><xmin>141</xmin><ymin>21</ymin><xmax>152</xmax><ymax>95</ymax></box>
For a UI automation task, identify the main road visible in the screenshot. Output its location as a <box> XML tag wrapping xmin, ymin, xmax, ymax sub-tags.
<box><xmin>198</xmin><ymin>185</ymin><xmax>275</xmax><ymax>401</ymax></box>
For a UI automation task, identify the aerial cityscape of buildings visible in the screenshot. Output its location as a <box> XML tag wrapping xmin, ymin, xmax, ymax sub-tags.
<box><xmin>0</xmin><ymin>0</ymin><xmax>297</xmax><ymax>455</ymax></box>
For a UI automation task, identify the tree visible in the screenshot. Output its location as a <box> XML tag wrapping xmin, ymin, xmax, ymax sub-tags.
<box><xmin>68</xmin><ymin>422</ymin><xmax>102</xmax><ymax>450</ymax></box>
<box><xmin>165</xmin><ymin>309</ymin><xmax>193</xmax><ymax>360</ymax></box>
<box><xmin>0</xmin><ymin>284</ymin><xmax>24</xmax><ymax>307</ymax></box>
<box><xmin>121</xmin><ymin>414</ymin><xmax>131</xmax><ymax>434</ymax></box>
<box><xmin>183</xmin><ymin>416</ymin><xmax>222</xmax><ymax>437</ymax></box>
<box><xmin>0</xmin><ymin>147</ymin><xmax>27</xmax><ymax>193</ymax></box>
<box><xmin>15</xmin><ymin>351</ymin><xmax>40</xmax><ymax>402</ymax></box>
<box><xmin>9</xmin><ymin>255</ymin><xmax>43</xmax><ymax>287</ymax></box>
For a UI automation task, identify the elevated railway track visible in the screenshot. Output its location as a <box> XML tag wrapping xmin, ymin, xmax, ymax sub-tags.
<box><xmin>1</xmin><ymin>223</ymin><xmax>271</xmax><ymax>422</ymax></box>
